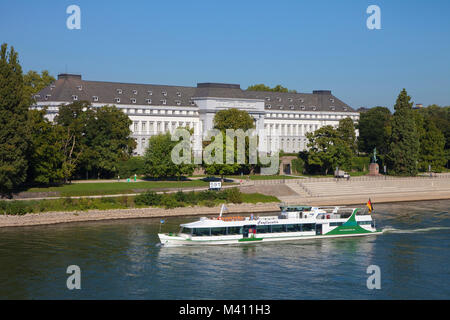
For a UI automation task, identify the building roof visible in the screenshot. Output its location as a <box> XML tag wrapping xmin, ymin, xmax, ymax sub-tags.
<box><xmin>34</xmin><ymin>74</ymin><xmax>355</xmax><ymax>112</ymax></box>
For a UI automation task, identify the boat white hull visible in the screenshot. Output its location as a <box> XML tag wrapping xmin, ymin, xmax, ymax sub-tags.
<box><xmin>158</xmin><ymin>231</ymin><xmax>383</xmax><ymax>247</ymax></box>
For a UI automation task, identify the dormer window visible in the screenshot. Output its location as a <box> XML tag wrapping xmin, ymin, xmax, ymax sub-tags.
<box><xmin>288</xmin><ymin>98</ymin><xmax>293</xmax><ymax>102</ymax></box>
<box><xmin>34</xmin><ymin>94</ymin><xmax>41</xmax><ymax>99</ymax></box>
<box><xmin>279</xmin><ymin>106</ymin><xmax>283</xmax><ymax>109</ymax></box>
<box><xmin>267</xmin><ymin>104</ymin><xmax>272</xmax><ymax>109</ymax></box>
<box><xmin>265</xmin><ymin>97</ymin><xmax>270</xmax><ymax>101</ymax></box>
<box><xmin>330</xmin><ymin>106</ymin><xmax>335</xmax><ymax>111</ymax></box>
<box><xmin>300</xmin><ymin>106</ymin><xmax>306</xmax><ymax>110</ymax></box>
<box><xmin>146</xmin><ymin>99</ymin><xmax>152</xmax><ymax>104</ymax></box>
<box><xmin>162</xmin><ymin>91</ymin><xmax>167</xmax><ymax>96</ymax></box>
<box><xmin>92</xmin><ymin>96</ymin><xmax>99</xmax><ymax>102</ymax></box>
<box><xmin>300</xmin><ymin>99</ymin><xmax>304</xmax><ymax>103</ymax></box>
<box><xmin>72</xmin><ymin>95</ymin><xmax>78</xmax><ymax>101</ymax></box>
<box><xmin>77</xmin><ymin>85</ymin><xmax>82</xmax><ymax>91</ymax></box>
<box><xmin>117</xmin><ymin>89</ymin><xmax>122</xmax><ymax>94</ymax></box>
<box><xmin>133</xmin><ymin>90</ymin><xmax>138</xmax><ymax>95</ymax></box>
<box><xmin>289</xmin><ymin>105</ymin><xmax>294</xmax><ymax>110</ymax></box>
<box><xmin>131</xmin><ymin>98</ymin><xmax>136</xmax><ymax>104</ymax></box>
<box><xmin>277</xmin><ymin>97</ymin><xmax>281</xmax><ymax>102</ymax></box>
<box><xmin>175</xmin><ymin>100</ymin><xmax>181</xmax><ymax>106</ymax></box>
<box><xmin>176</xmin><ymin>92</ymin><xmax>181</xmax><ymax>97</ymax></box>
<box><xmin>343</xmin><ymin>107</ymin><xmax>348</xmax><ymax>111</ymax></box>
<box><xmin>312</xmin><ymin>106</ymin><xmax>317</xmax><ymax>111</ymax></box>
<box><xmin>330</xmin><ymin>98</ymin><xmax>335</xmax><ymax>102</ymax></box>
<box><xmin>161</xmin><ymin>99</ymin><xmax>167</xmax><ymax>105</ymax></box>
<box><xmin>115</xmin><ymin>98</ymin><xmax>120</xmax><ymax>103</ymax></box>
<box><xmin>50</xmin><ymin>84</ymin><xmax>56</xmax><ymax>90</ymax></box>
<box><xmin>148</xmin><ymin>90</ymin><xmax>152</xmax><ymax>95</ymax></box>
<box><xmin>190</xmin><ymin>101</ymin><xmax>195</xmax><ymax>106</ymax></box>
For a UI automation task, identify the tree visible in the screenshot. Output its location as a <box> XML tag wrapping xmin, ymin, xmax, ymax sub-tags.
<box><xmin>247</xmin><ymin>84</ymin><xmax>297</xmax><ymax>93</ymax></box>
<box><xmin>27</xmin><ymin>109</ymin><xmax>65</xmax><ymax>185</ymax></box>
<box><xmin>357</xmin><ymin>106</ymin><xmax>392</xmax><ymax>155</ymax></box>
<box><xmin>55</xmin><ymin>101</ymin><xmax>91</xmax><ymax>180</ymax></box>
<box><xmin>144</xmin><ymin>133</ymin><xmax>195</xmax><ymax>179</ymax></box>
<box><xmin>204</xmin><ymin>108</ymin><xmax>256</xmax><ymax>177</ymax></box>
<box><xmin>306</xmin><ymin>125</ymin><xmax>352</xmax><ymax>175</ymax></box>
<box><xmin>417</xmin><ymin>117</ymin><xmax>446</xmax><ymax>172</ymax></box>
<box><xmin>22</xmin><ymin>70</ymin><xmax>55</xmax><ymax>105</ymax></box>
<box><xmin>337</xmin><ymin>117</ymin><xmax>357</xmax><ymax>154</ymax></box>
<box><xmin>83</xmin><ymin>105</ymin><xmax>135</xmax><ymax>178</ymax></box>
<box><xmin>55</xmin><ymin>102</ymin><xmax>135</xmax><ymax>179</ymax></box>
<box><xmin>213</xmin><ymin>108</ymin><xmax>255</xmax><ymax>132</ymax></box>
<box><xmin>386</xmin><ymin>89</ymin><xmax>420</xmax><ymax>176</ymax></box>
<box><xmin>0</xmin><ymin>43</ymin><xmax>29</xmax><ymax>196</ymax></box>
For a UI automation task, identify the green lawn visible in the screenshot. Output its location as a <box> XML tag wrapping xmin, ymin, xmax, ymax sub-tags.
<box><xmin>25</xmin><ymin>180</ymin><xmax>216</xmax><ymax>197</ymax></box>
<box><xmin>241</xmin><ymin>193</ymin><xmax>280</xmax><ymax>203</ymax></box>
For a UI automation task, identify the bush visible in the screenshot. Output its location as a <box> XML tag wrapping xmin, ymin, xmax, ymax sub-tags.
<box><xmin>225</xmin><ymin>188</ymin><xmax>242</xmax><ymax>204</ymax></box>
<box><xmin>202</xmin><ymin>200</ymin><xmax>216</xmax><ymax>207</ymax></box>
<box><xmin>351</xmin><ymin>156</ymin><xmax>370</xmax><ymax>172</ymax></box>
<box><xmin>0</xmin><ymin>201</ymin><xmax>30</xmax><ymax>215</ymax></box>
<box><xmin>117</xmin><ymin>156</ymin><xmax>146</xmax><ymax>179</ymax></box>
<box><xmin>134</xmin><ymin>191</ymin><xmax>162</xmax><ymax>206</ymax></box>
<box><xmin>160</xmin><ymin>195</ymin><xmax>183</xmax><ymax>209</ymax></box>
<box><xmin>291</xmin><ymin>158</ymin><xmax>305</xmax><ymax>174</ymax></box>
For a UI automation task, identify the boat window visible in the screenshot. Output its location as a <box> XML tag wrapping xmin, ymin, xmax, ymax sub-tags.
<box><xmin>210</xmin><ymin>227</ymin><xmax>226</xmax><ymax>236</ymax></box>
<box><xmin>227</xmin><ymin>227</ymin><xmax>242</xmax><ymax>235</ymax></box>
<box><xmin>286</xmin><ymin>224</ymin><xmax>302</xmax><ymax>232</ymax></box>
<box><xmin>256</xmin><ymin>225</ymin><xmax>271</xmax><ymax>233</ymax></box>
<box><xmin>358</xmin><ymin>221</ymin><xmax>371</xmax><ymax>225</ymax></box>
<box><xmin>330</xmin><ymin>222</ymin><xmax>343</xmax><ymax>227</ymax></box>
<box><xmin>180</xmin><ymin>227</ymin><xmax>192</xmax><ymax>234</ymax></box>
<box><xmin>192</xmin><ymin>228</ymin><xmax>210</xmax><ymax>236</ymax></box>
<box><xmin>271</xmin><ymin>225</ymin><xmax>284</xmax><ymax>233</ymax></box>
<box><xmin>302</xmin><ymin>223</ymin><xmax>315</xmax><ymax>231</ymax></box>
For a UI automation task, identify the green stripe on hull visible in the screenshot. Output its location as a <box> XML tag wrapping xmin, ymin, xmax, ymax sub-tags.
<box><xmin>238</xmin><ymin>237</ymin><xmax>263</xmax><ymax>242</ymax></box>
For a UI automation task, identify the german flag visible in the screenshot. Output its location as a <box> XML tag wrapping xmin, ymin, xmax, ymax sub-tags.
<box><xmin>366</xmin><ymin>199</ymin><xmax>374</xmax><ymax>213</ymax></box>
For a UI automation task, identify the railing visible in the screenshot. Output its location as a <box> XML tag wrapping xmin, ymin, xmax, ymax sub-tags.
<box><xmin>251</xmin><ymin>173</ymin><xmax>450</xmax><ymax>185</ymax></box>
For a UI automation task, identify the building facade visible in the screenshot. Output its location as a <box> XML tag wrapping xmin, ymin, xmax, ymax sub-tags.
<box><xmin>34</xmin><ymin>74</ymin><xmax>359</xmax><ymax>156</ymax></box>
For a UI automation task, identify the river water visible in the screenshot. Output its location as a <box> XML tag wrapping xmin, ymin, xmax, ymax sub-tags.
<box><xmin>0</xmin><ymin>200</ymin><xmax>449</xmax><ymax>300</ymax></box>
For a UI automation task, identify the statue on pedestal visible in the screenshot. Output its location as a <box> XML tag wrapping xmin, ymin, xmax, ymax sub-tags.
<box><xmin>371</xmin><ymin>147</ymin><xmax>377</xmax><ymax>164</ymax></box>
<box><xmin>368</xmin><ymin>147</ymin><xmax>380</xmax><ymax>176</ymax></box>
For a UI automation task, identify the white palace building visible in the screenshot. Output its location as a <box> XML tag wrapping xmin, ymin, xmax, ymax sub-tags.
<box><xmin>33</xmin><ymin>74</ymin><xmax>359</xmax><ymax>156</ymax></box>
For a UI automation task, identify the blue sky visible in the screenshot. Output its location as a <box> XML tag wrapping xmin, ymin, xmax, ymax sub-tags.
<box><xmin>1</xmin><ymin>0</ymin><xmax>449</xmax><ymax>109</ymax></box>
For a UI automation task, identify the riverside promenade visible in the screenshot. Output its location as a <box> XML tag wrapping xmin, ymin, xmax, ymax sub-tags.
<box><xmin>240</xmin><ymin>173</ymin><xmax>450</xmax><ymax>205</ymax></box>
<box><xmin>0</xmin><ymin>174</ymin><xmax>449</xmax><ymax>228</ymax></box>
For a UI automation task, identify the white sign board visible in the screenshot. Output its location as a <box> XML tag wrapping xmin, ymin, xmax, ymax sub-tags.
<box><xmin>209</xmin><ymin>181</ymin><xmax>222</xmax><ymax>190</ymax></box>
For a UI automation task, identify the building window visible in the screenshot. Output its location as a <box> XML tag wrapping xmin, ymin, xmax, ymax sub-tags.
<box><xmin>134</xmin><ymin>122</ymin><xmax>138</xmax><ymax>132</ymax></box>
<box><xmin>133</xmin><ymin>90</ymin><xmax>138</xmax><ymax>95</ymax></box>
<box><xmin>162</xmin><ymin>91</ymin><xmax>167</xmax><ymax>96</ymax></box>
<box><xmin>176</xmin><ymin>92</ymin><xmax>181</xmax><ymax>97</ymax></box>
<box><xmin>131</xmin><ymin>98</ymin><xmax>136</xmax><ymax>104</ymax></box>
<box><xmin>142</xmin><ymin>122</ymin><xmax>146</xmax><ymax>132</ymax></box>
<box><xmin>72</xmin><ymin>95</ymin><xmax>78</xmax><ymax>101</ymax></box>
<box><xmin>92</xmin><ymin>96</ymin><xmax>99</xmax><ymax>102</ymax></box>
<box><xmin>175</xmin><ymin>100</ymin><xmax>181</xmax><ymax>106</ymax></box>
<box><xmin>161</xmin><ymin>99</ymin><xmax>166</xmax><ymax>105</ymax></box>
<box><xmin>146</xmin><ymin>99</ymin><xmax>152</xmax><ymax>104</ymax></box>
<box><xmin>117</xmin><ymin>89</ymin><xmax>122</xmax><ymax>94</ymax></box>
<box><xmin>115</xmin><ymin>98</ymin><xmax>120</xmax><ymax>103</ymax></box>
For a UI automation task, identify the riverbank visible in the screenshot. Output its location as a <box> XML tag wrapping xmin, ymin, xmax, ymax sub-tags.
<box><xmin>1</xmin><ymin>191</ymin><xmax>449</xmax><ymax>228</ymax></box>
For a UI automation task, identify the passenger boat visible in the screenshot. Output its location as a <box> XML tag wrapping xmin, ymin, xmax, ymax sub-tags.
<box><xmin>158</xmin><ymin>204</ymin><xmax>382</xmax><ymax>246</ymax></box>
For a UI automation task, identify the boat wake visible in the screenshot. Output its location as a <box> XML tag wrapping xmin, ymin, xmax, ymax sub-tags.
<box><xmin>382</xmin><ymin>226</ymin><xmax>450</xmax><ymax>234</ymax></box>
